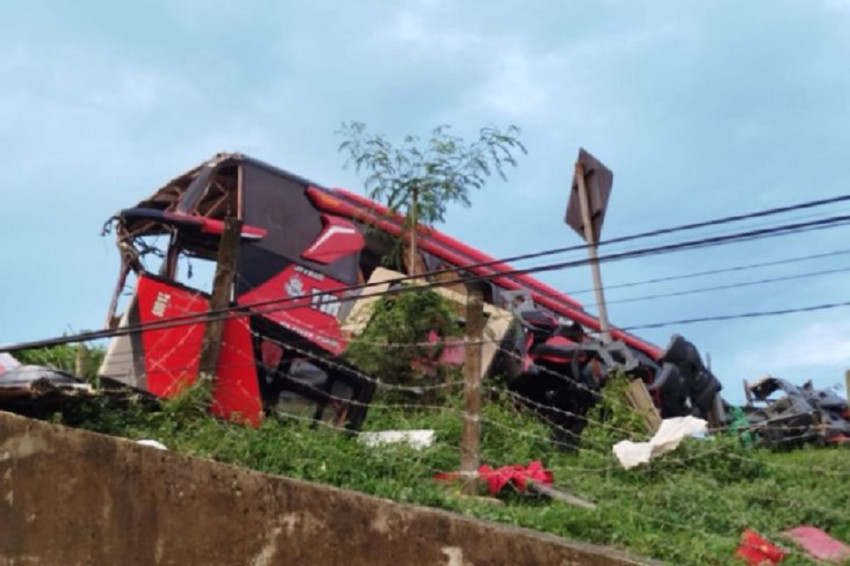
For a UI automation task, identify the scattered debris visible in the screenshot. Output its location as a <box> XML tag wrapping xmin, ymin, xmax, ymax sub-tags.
<box><xmin>435</xmin><ymin>461</ymin><xmax>549</xmax><ymax>493</ymax></box>
<box><xmin>781</xmin><ymin>526</ymin><xmax>850</xmax><ymax>563</ymax></box>
<box><xmin>624</xmin><ymin>378</ymin><xmax>662</xmax><ymax>433</ymax></box>
<box><xmin>741</xmin><ymin>376</ymin><xmax>850</xmax><ymax>448</ymax></box>
<box><xmin>0</xmin><ymin>364</ymin><xmax>158</xmax><ymax>418</ymax></box>
<box><xmin>524</xmin><ymin>481</ymin><xmax>597</xmax><ymax>510</ymax></box>
<box><xmin>0</xmin><ymin>365</ymin><xmax>94</xmax><ymax>398</ymax></box>
<box><xmin>612</xmin><ymin>416</ymin><xmax>708</xmax><ymax>469</ymax></box>
<box><xmin>735</xmin><ymin>529</ymin><xmax>787</xmax><ymax>565</ymax></box>
<box><xmin>476</xmin><ymin>461</ymin><xmax>554</xmax><ymax>496</ymax></box>
<box><xmin>0</xmin><ymin>352</ymin><xmax>20</xmax><ymax>374</ymax></box>
<box><xmin>434</xmin><ymin>461</ymin><xmax>596</xmax><ymax>508</ymax></box>
<box><xmin>136</xmin><ymin>439</ymin><xmax>168</xmax><ymax>450</ymax></box>
<box><xmin>359</xmin><ymin>429</ymin><xmax>435</xmax><ymax>450</ymax></box>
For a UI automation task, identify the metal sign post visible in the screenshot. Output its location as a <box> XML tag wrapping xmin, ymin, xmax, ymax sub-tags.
<box><xmin>565</xmin><ymin>148</ymin><xmax>614</xmax><ymax>343</ymax></box>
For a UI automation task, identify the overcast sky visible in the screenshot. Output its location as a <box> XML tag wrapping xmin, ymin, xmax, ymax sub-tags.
<box><xmin>2</xmin><ymin>0</ymin><xmax>849</xmax><ymax>402</ymax></box>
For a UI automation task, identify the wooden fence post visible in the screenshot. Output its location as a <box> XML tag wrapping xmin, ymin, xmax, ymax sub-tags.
<box><xmin>461</xmin><ymin>282</ymin><xmax>485</xmax><ymax>495</ymax></box>
<box><xmin>75</xmin><ymin>344</ymin><xmax>86</xmax><ymax>378</ymax></box>
<box><xmin>198</xmin><ymin>217</ymin><xmax>242</xmax><ymax>382</ymax></box>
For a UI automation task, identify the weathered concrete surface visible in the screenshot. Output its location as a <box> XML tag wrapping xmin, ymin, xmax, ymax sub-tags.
<box><xmin>0</xmin><ymin>411</ymin><xmax>659</xmax><ymax>566</ymax></box>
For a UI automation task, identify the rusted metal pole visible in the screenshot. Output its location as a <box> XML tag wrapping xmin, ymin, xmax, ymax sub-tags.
<box><xmin>198</xmin><ymin>217</ymin><xmax>242</xmax><ymax>382</ymax></box>
<box><xmin>575</xmin><ymin>163</ymin><xmax>612</xmax><ymax>343</ymax></box>
<box><xmin>461</xmin><ymin>283</ymin><xmax>484</xmax><ymax>495</ymax></box>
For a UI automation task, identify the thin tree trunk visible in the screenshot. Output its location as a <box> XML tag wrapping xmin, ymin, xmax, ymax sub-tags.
<box><xmin>409</xmin><ymin>187</ymin><xmax>419</xmax><ymax>275</ymax></box>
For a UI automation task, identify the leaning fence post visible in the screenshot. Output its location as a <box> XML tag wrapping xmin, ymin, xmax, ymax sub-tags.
<box><xmin>845</xmin><ymin>370</ymin><xmax>850</xmax><ymax>402</ymax></box>
<box><xmin>461</xmin><ymin>282</ymin><xmax>485</xmax><ymax>495</ymax></box>
<box><xmin>198</xmin><ymin>217</ymin><xmax>243</xmax><ymax>383</ymax></box>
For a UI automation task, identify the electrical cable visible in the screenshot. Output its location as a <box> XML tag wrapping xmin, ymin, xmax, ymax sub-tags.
<box><xmin>569</xmin><ymin>247</ymin><xmax>850</xmax><ymax>295</ymax></box>
<box><xmin>623</xmin><ymin>300</ymin><xmax>850</xmax><ymax>331</ymax></box>
<box><xmin>602</xmin><ymin>265</ymin><xmax>850</xmax><ymax>306</ymax></box>
<box><xmin>4</xmin><ymin>211</ymin><xmax>850</xmax><ymax>353</ymax></box>
<box><xmin>143</xmin><ymin>192</ymin><xmax>850</xmax><ymax>305</ymax></box>
<box><xmin>379</xmin><ymin>192</ymin><xmax>850</xmax><ymax>273</ymax></box>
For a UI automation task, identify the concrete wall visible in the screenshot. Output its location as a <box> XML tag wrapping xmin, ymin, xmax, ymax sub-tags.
<box><xmin>0</xmin><ymin>411</ymin><xmax>658</xmax><ymax>566</ymax></box>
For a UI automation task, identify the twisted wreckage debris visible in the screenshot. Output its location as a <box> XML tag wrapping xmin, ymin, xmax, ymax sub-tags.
<box><xmin>737</xmin><ymin>376</ymin><xmax>850</xmax><ymax>448</ymax></box>
<box><xmin>2</xmin><ymin>153</ymin><xmax>848</xmax><ymax>451</ymax></box>
<box><xmin>0</xmin><ymin>354</ymin><xmax>158</xmax><ymax>418</ymax></box>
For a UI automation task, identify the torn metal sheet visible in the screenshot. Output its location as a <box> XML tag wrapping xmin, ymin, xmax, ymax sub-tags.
<box><xmin>0</xmin><ymin>365</ymin><xmax>158</xmax><ymax>418</ymax></box>
<box><xmin>0</xmin><ymin>365</ymin><xmax>92</xmax><ymax>396</ymax></box>
<box><xmin>741</xmin><ymin>376</ymin><xmax>850</xmax><ymax>448</ymax></box>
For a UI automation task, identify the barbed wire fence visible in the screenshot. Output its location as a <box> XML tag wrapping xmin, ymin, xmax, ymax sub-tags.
<box><xmin>6</xmin><ymin>197</ymin><xmax>850</xmax><ymax>564</ymax></box>
<box><xmin>6</xmin><ymin>288</ymin><xmax>849</xmax><ymax>565</ymax></box>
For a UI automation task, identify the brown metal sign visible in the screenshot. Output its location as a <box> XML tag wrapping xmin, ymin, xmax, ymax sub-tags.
<box><xmin>565</xmin><ymin>148</ymin><xmax>613</xmax><ymax>243</ymax></box>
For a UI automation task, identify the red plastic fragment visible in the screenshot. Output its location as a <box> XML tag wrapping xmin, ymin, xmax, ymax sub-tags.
<box><xmin>782</xmin><ymin>526</ymin><xmax>850</xmax><ymax>563</ymax></box>
<box><xmin>478</xmin><ymin>461</ymin><xmax>554</xmax><ymax>495</ymax></box>
<box><xmin>735</xmin><ymin>529</ymin><xmax>786</xmax><ymax>565</ymax></box>
<box><xmin>433</xmin><ymin>461</ymin><xmax>553</xmax><ymax>496</ymax></box>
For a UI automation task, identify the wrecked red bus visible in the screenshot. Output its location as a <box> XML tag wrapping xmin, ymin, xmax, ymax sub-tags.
<box><xmin>99</xmin><ymin>152</ymin><xmax>722</xmax><ymax>439</ymax></box>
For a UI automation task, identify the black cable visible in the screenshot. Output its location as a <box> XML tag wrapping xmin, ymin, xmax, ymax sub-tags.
<box><xmin>604</xmin><ymin>265</ymin><xmax>850</xmax><ymax>306</ymax></box>
<box><xmin>199</xmin><ymin>191</ymin><xmax>850</xmax><ymax>300</ymax></box>
<box><xmin>569</xmin><ymin>248</ymin><xmax>850</xmax><ymax>296</ymax></box>
<box><xmin>494</xmin><ymin>215</ymin><xmax>850</xmax><ymax>280</ymax></box>
<box><xmin>129</xmin><ymin>193</ymin><xmax>850</xmax><ymax>323</ymax></box>
<box><xmin>163</xmin><ymin>193</ymin><xmax>850</xmax><ymax>308</ymax></box>
<box><xmin>4</xmin><ymin>212</ymin><xmax>850</xmax><ymax>353</ymax></box>
<box><xmin>415</xmin><ymin>192</ymin><xmax>850</xmax><ymax>274</ymax></box>
<box><xmin>8</xmin><ymin>213</ymin><xmax>850</xmax><ymax>352</ymax></box>
<box><xmin>624</xmin><ymin>300</ymin><xmax>850</xmax><ymax>331</ymax></box>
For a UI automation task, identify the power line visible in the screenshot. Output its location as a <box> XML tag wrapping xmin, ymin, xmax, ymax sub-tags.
<box><xmin>4</xmin><ymin>211</ymin><xmax>850</xmax><ymax>354</ymax></box>
<box><xmin>624</xmin><ymin>300</ymin><xmax>850</xmax><ymax>331</ymax></box>
<box><xmin>422</xmin><ymin>192</ymin><xmax>850</xmax><ymax>272</ymax></box>
<box><xmin>569</xmin><ymin>247</ymin><xmax>850</xmax><ymax>296</ymax></box>
<box><xmin>8</xmin><ymin>212</ymin><xmax>850</xmax><ymax>352</ymax></box>
<box><xmin>166</xmin><ymin>193</ymin><xmax>850</xmax><ymax>307</ymax></box>
<box><xmin>604</xmin><ymin>265</ymin><xmax>850</xmax><ymax>306</ymax></box>
<box><xmin>132</xmin><ymin>193</ymin><xmax>850</xmax><ymax>322</ymax></box>
<box><xmin>605</xmin><ymin>202</ymin><xmax>850</xmax><ymax>252</ymax></box>
<box><xmin>500</xmin><ymin>214</ymin><xmax>850</xmax><ymax>279</ymax></box>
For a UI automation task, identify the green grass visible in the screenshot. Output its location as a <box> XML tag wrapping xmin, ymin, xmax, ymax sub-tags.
<box><xmin>47</xmin><ymin>385</ymin><xmax>850</xmax><ymax>566</ymax></box>
<box><xmin>14</xmin><ymin>342</ymin><xmax>104</xmax><ymax>382</ymax></box>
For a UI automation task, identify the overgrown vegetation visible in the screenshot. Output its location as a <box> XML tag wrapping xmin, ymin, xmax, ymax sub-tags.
<box><xmin>582</xmin><ymin>370</ymin><xmax>652</xmax><ymax>446</ymax></box>
<box><xmin>14</xmin><ymin>346</ymin><xmax>850</xmax><ymax>566</ymax></box>
<box><xmin>337</xmin><ymin>122</ymin><xmax>526</xmax><ymax>271</ymax></box>
<box><xmin>13</xmin><ymin>342</ymin><xmax>104</xmax><ymax>382</ymax></box>
<box><xmin>344</xmin><ymin>287</ymin><xmax>464</xmax><ymax>404</ymax></box>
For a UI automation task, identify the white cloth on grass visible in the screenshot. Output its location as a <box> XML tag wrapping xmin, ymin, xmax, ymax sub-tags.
<box><xmin>612</xmin><ymin>416</ymin><xmax>708</xmax><ymax>469</ymax></box>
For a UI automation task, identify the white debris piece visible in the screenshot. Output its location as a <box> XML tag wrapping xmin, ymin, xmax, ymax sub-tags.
<box><xmin>359</xmin><ymin>429</ymin><xmax>435</xmax><ymax>450</ymax></box>
<box><xmin>136</xmin><ymin>439</ymin><xmax>168</xmax><ymax>450</ymax></box>
<box><xmin>612</xmin><ymin>416</ymin><xmax>707</xmax><ymax>469</ymax></box>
